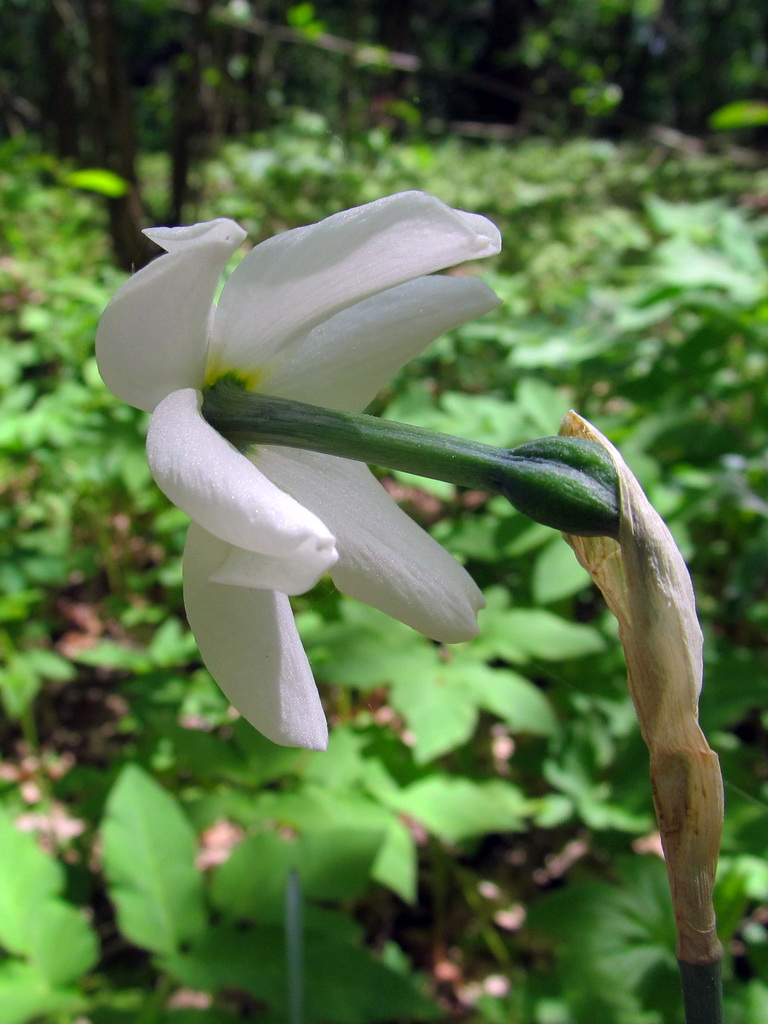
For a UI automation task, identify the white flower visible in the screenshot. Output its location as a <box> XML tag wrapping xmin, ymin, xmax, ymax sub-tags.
<box><xmin>96</xmin><ymin>191</ymin><xmax>501</xmax><ymax>749</ymax></box>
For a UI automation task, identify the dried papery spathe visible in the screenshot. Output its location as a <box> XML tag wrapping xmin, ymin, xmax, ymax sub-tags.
<box><xmin>559</xmin><ymin>411</ymin><xmax>723</xmax><ymax>966</ymax></box>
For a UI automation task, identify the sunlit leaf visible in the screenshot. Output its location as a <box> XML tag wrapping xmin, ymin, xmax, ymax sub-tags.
<box><xmin>101</xmin><ymin>766</ymin><xmax>206</xmax><ymax>955</ymax></box>
<box><xmin>709</xmin><ymin>101</ymin><xmax>768</xmax><ymax>130</ymax></box>
<box><xmin>64</xmin><ymin>168</ymin><xmax>131</xmax><ymax>198</ymax></box>
<box><xmin>390</xmin><ymin>776</ymin><xmax>531</xmax><ymax>842</ymax></box>
<box><xmin>0</xmin><ymin>812</ymin><xmax>63</xmax><ymax>955</ymax></box>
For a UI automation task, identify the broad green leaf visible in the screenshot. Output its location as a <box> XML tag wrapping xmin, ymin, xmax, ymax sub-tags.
<box><xmin>515</xmin><ymin>376</ymin><xmax>571</xmax><ymax>435</ymax></box>
<box><xmin>543</xmin><ymin>749</ymin><xmax>649</xmax><ymax>832</ymax></box>
<box><xmin>148</xmin><ymin>617</ymin><xmax>198</xmax><ymax>664</ymax></box>
<box><xmin>714</xmin><ymin>855</ymin><xmax>768</xmax><ymax>943</ymax></box>
<box><xmin>390</xmin><ymin>776</ymin><xmax>530</xmax><ymax>842</ymax></box>
<box><xmin>211</xmin><ymin>826</ymin><xmax>385</xmax><ymax>921</ymax></box>
<box><xmin>644</xmin><ymin>195</ymin><xmax>724</xmax><ymax>238</ymax></box>
<box><xmin>506</xmin><ymin>321</ymin><xmax>614</xmax><ymax>369</ymax></box>
<box><xmin>717</xmin><ymin>209</ymin><xmax>766</xmax><ymax>278</ymax></box>
<box><xmin>384</xmin><ymin>387</ymin><xmax>527</xmax><ymax>448</ymax></box>
<box><xmin>155</xmin><ymin>1014</ymin><xmax>242</xmax><ymax>1024</ymax></box>
<box><xmin>529</xmin><ymin>856</ymin><xmax>680</xmax><ymax>1020</ymax></box>
<box><xmin>302</xmin><ymin>726</ymin><xmax>373</xmax><ymax>789</ymax></box>
<box><xmin>370</xmin><ymin>816</ymin><xmax>417</xmax><ymax>904</ymax></box>
<box><xmin>0</xmin><ymin>652</ymin><xmax>44</xmax><ymax>719</ymax></box>
<box><xmin>654</xmin><ymin>238</ymin><xmax>762</xmax><ymax>305</ymax></box>
<box><xmin>532</xmin><ymin>537</ymin><xmax>590</xmax><ymax>603</ymax></box>
<box><xmin>741</xmin><ymin>981</ymin><xmax>768</xmax><ymax>1024</ymax></box>
<box><xmin>84</xmin><ymin>1003</ymin><xmax>242</xmax><ymax>1024</ymax></box>
<box><xmin>0</xmin><ymin>961</ymin><xmax>85</xmax><ymax>1024</ymax></box>
<box><xmin>244</xmin><ymin>784</ymin><xmax>417</xmax><ymax>902</ymax></box>
<box><xmin>476</xmin><ymin>591</ymin><xmax>605</xmax><ymax>663</ymax></box>
<box><xmin>101</xmin><ymin>765</ymin><xmax>206</xmax><ymax>955</ymax></box>
<box><xmin>297</xmin><ymin>828</ymin><xmax>384</xmax><ymax>898</ymax></box>
<box><xmin>64</xmin><ymin>168</ymin><xmax>131</xmax><ymax>197</ymax></box>
<box><xmin>166</xmin><ymin>915</ymin><xmax>439</xmax><ymax>1023</ymax></box>
<box><xmin>709</xmin><ymin>100</ymin><xmax>768</xmax><ymax>130</ymax></box>
<box><xmin>26</xmin><ymin>900</ymin><xmax>98</xmax><ymax>987</ymax></box>
<box><xmin>305</xmin><ymin>602</ymin><xmax>439</xmax><ymax>689</ymax></box>
<box><xmin>388</xmin><ymin>657</ymin><xmax>480</xmax><ymax>762</ymax></box>
<box><xmin>432</xmin><ymin>504</ymin><xmax>518</xmax><ymax>562</ymax></box>
<box><xmin>389</xmin><ymin>653</ymin><xmax>556</xmax><ymax>763</ymax></box>
<box><xmin>457</xmin><ymin>660</ymin><xmax>558</xmax><ymax>737</ymax></box>
<box><xmin>0</xmin><ymin>648</ymin><xmax>75</xmax><ymax>719</ymax></box>
<box><xmin>0</xmin><ymin>811</ymin><xmax>63</xmax><ymax>955</ymax></box>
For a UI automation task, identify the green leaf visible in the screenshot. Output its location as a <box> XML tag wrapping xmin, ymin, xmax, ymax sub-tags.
<box><xmin>388</xmin><ymin>657</ymin><xmax>481</xmax><ymax>763</ymax></box>
<box><xmin>0</xmin><ymin>813</ymin><xmax>97</xmax><ymax>989</ymax></box>
<box><xmin>26</xmin><ymin>900</ymin><xmax>98</xmax><ymax>987</ymax></box>
<box><xmin>166</xmin><ymin>915</ymin><xmax>439</xmax><ymax>1023</ymax></box>
<box><xmin>532</xmin><ymin>537</ymin><xmax>590</xmax><ymax>603</ymax></box>
<box><xmin>653</xmin><ymin>238</ymin><xmax>763</xmax><ymax>304</ymax></box>
<box><xmin>709</xmin><ymin>100</ymin><xmax>768</xmax><ymax>130</ymax></box>
<box><xmin>0</xmin><ymin>961</ymin><xmax>86</xmax><ymax>1024</ymax></box>
<box><xmin>101</xmin><ymin>765</ymin><xmax>206</xmax><ymax>955</ymax></box>
<box><xmin>0</xmin><ymin>811</ymin><xmax>63</xmax><ymax>955</ymax></box>
<box><xmin>211</xmin><ymin>827</ymin><xmax>385</xmax><ymax>921</ymax></box>
<box><xmin>457</xmin><ymin>659</ymin><xmax>558</xmax><ymax>737</ymax></box>
<box><xmin>515</xmin><ymin>376</ymin><xmax>572</xmax><ymax>435</ymax></box>
<box><xmin>64</xmin><ymin>168</ymin><xmax>131</xmax><ymax>197</ymax></box>
<box><xmin>390</xmin><ymin>776</ymin><xmax>530</xmax><ymax>842</ymax></box>
<box><xmin>305</xmin><ymin>602</ymin><xmax>440</xmax><ymax>689</ymax></box>
<box><xmin>529</xmin><ymin>856</ymin><xmax>680</xmax><ymax>1021</ymax></box>
<box><xmin>241</xmin><ymin>783</ymin><xmax>417</xmax><ymax>903</ymax></box>
<box><xmin>389</xmin><ymin>654</ymin><xmax>556</xmax><ymax>763</ymax></box>
<box><xmin>0</xmin><ymin>652</ymin><xmax>44</xmax><ymax>719</ymax></box>
<box><xmin>0</xmin><ymin>648</ymin><xmax>75</xmax><ymax>719</ymax></box>
<box><xmin>741</xmin><ymin>981</ymin><xmax>768</xmax><ymax>1024</ymax></box>
<box><xmin>543</xmin><ymin>745</ymin><xmax>649</xmax><ymax>832</ymax></box>
<box><xmin>475</xmin><ymin>590</ymin><xmax>605</xmax><ymax>663</ymax></box>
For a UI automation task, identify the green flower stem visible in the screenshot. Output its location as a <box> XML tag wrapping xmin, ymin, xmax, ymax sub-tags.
<box><xmin>203</xmin><ymin>380</ymin><xmax>620</xmax><ymax>539</ymax></box>
<box><xmin>678</xmin><ymin>959</ymin><xmax>725</xmax><ymax>1024</ymax></box>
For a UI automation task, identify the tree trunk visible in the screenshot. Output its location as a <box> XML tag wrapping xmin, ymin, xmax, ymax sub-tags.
<box><xmin>83</xmin><ymin>0</ymin><xmax>152</xmax><ymax>270</ymax></box>
<box><xmin>457</xmin><ymin>0</ymin><xmax>538</xmax><ymax>125</ymax></box>
<box><xmin>168</xmin><ymin>0</ymin><xmax>213</xmax><ymax>226</ymax></box>
<box><xmin>42</xmin><ymin>0</ymin><xmax>81</xmax><ymax>159</ymax></box>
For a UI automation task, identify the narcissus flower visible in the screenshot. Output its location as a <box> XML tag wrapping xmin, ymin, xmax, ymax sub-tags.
<box><xmin>96</xmin><ymin>192</ymin><xmax>501</xmax><ymax>749</ymax></box>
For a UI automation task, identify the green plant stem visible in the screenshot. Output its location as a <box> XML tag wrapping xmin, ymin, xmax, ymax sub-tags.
<box><xmin>20</xmin><ymin>702</ymin><xmax>40</xmax><ymax>754</ymax></box>
<box><xmin>678</xmin><ymin>959</ymin><xmax>725</xmax><ymax>1024</ymax></box>
<box><xmin>134</xmin><ymin>974</ymin><xmax>175</xmax><ymax>1024</ymax></box>
<box><xmin>202</xmin><ymin>380</ymin><xmax>620</xmax><ymax>538</ymax></box>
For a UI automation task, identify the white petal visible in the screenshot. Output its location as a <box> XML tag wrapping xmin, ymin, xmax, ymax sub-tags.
<box><xmin>96</xmin><ymin>218</ymin><xmax>246</xmax><ymax>412</ymax></box>
<box><xmin>209</xmin><ymin>536</ymin><xmax>337</xmax><ymax>595</ymax></box>
<box><xmin>208</xmin><ymin>192</ymin><xmax>501</xmax><ymax>378</ymax></box>
<box><xmin>256</xmin><ymin>447</ymin><xmax>485</xmax><ymax>643</ymax></box>
<box><xmin>183</xmin><ymin>524</ymin><xmax>328</xmax><ymax>749</ymax></box>
<box><xmin>265</xmin><ymin>275</ymin><xmax>501</xmax><ymax>411</ymax></box>
<box><xmin>147</xmin><ymin>389</ymin><xmax>337</xmax><ymax>573</ymax></box>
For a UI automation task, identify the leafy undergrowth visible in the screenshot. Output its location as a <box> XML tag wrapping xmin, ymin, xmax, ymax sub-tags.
<box><xmin>1</xmin><ymin>130</ymin><xmax>767</xmax><ymax>1024</ymax></box>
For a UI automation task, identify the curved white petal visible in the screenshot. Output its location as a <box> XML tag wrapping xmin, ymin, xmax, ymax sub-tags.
<box><xmin>208</xmin><ymin>191</ymin><xmax>501</xmax><ymax>378</ymax></box>
<box><xmin>147</xmin><ymin>389</ymin><xmax>337</xmax><ymax>571</ymax></box>
<box><xmin>265</xmin><ymin>275</ymin><xmax>501</xmax><ymax>411</ymax></box>
<box><xmin>96</xmin><ymin>218</ymin><xmax>246</xmax><ymax>412</ymax></box>
<box><xmin>256</xmin><ymin>447</ymin><xmax>485</xmax><ymax>643</ymax></box>
<box><xmin>183</xmin><ymin>524</ymin><xmax>328</xmax><ymax>749</ymax></box>
<box><xmin>209</xmin><ymin>536</ymin><xmax>337</xmax><ymax>595</ymax></box>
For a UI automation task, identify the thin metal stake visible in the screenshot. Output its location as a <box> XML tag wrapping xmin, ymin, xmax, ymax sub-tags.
<box><xmin>286</xmin><ymin>867</ymin><xmax>304</xmax><ymax>1024</ymax></box>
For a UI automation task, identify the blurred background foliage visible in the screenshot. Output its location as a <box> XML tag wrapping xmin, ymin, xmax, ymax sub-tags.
<box><xmin>1</xmin><ymin>1</ymin><xmax>768</xmax><ymax>1022</ymax></box>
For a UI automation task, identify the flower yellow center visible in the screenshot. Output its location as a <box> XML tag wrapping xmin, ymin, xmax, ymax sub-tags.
<box><xmin>204</xmin><ymin>366</ymin><xmax>265</xmax><ymax>392</ymax></box>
